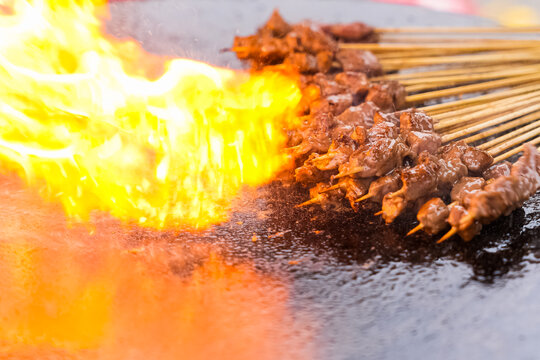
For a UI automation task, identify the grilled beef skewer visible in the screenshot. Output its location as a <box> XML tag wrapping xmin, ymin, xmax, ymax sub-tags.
<box><xmin>381</xmin><ymin>141</ymin><xmax>493</xmax><ymax>224</ymax></box>
<box><xmin>232</xmin><ymin>10</ymin><xmax>381</xmax><ymax>75</ymax></box>
<box><xmin>441</xmin><ymin>144</ymin><xmax>540</xmax><ymax>242</ymax></box>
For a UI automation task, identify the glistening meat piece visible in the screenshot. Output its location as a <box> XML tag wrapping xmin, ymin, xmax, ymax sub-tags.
<box><xmin>452</xmin><ymin>144</ymin><xmax>540</xmax><ymax>241</ymax></box>
<box><xmin>482</xmin><ymin>161</ymin><xmax>512</xmax><ymax>180</ymax></box>
<box><xmin>310</xmin><ymin>136</ymin><xmax>358</xmax><ymax>171</ymax></box>
<box><xmin>334</xmin><ymin>72</ymin><xmax>370</xmax><ymax>98</ymax></box>
<box><xmin>310</xmin><ymin>93</ymin><xmax>354</xmax><ymax>116</ymax></box>
<box><xmin>337</xmin><ymin>137</ymin><xmax>410</xmax><ymax>178</ymax></box>
<box><xmin>439</xmin><ymin>140</ymin><xmax>494</xmax><ymax>175</ymax></box>
<box><xmin>363</xmin><ymin>170</ymin><xmax>403</xmax><ymax>203</ymax></box>
<box><xmin>321</xmin><ymin>22</ymin><xmax>377</xmax><ymax>43</ymax></box>
<box><xmin>339</xmin><ymin>177</ymin><xmax>372</xmax><ymax>209</ymax></box>
<box><xmin>399</xmin><ymin>109</ymin><xmax>441</xmax><ymax>157</ymax></box>
<box><xmin>332</xmin><ymin>101</ymin><xmax>379</xmax><ymax>137</ymax></box>
<box><xmin>335</xmin><ymin>49</ymin><xmax>382</xmax><ymax>76</ymax></box>
<box><xmin>450</xmin><ymin>177</ymin><xmax>486</xmax><ymax>206</ymax></box>
<box><xmin>416</xmin><ymin>198</ymin><xmax>450</xmax><ymax>235</ymax></box>
<box><xmin>313</xmin><ymin>73</ymin><xmax>348</xmax><ymax>97</ymax></box>
<box><xmin>406</xmin><ymin>131</ymin><xmax>441</xmax><ymax>156</ymax></box>
<box><xmin>258</xmin><ymin>9</ymin><xmax>292</xmax><ymax>38</ymax></box>
<box><xmin>302</xmin><ymin>182</ymin><xmax>346</xmax><ymax>211</ymax></box>
<box><xmin>381</xmin><ymin>152</ymin><xmax>439</xmax><ymax>224</ymax></box>
<box><xmin>295</xmin><ymin>153</ymin><xmax>333</xmax><ymax>185</ymax></box>
<box><xmin>367</xmin><ymin>81</ymin><xmax>407</xmax><ymax>112</ymax></box>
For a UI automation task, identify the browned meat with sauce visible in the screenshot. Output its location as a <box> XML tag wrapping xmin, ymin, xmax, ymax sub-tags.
<box><xmin>307</xmin><ymin>183</ymin><xmax>346</xmax><ymax>211</ymax></box>
<box><xmin>258</xmin><ymin>9</ymin><xmax>292</xmax><ymax>38</ymax></box>
<box><xmin>381</xmin><ymin>152</ymin><xmax>439</xmax><ymax>223</ymax></box>
<box><xmin>340</xmin><ymin>177</ymin><xmax>372</xmax><ymax>210</ymax></box>
<box><xmin>416</xmin><ymin>198</ymin><xmax>450</xmax><ymax>235</ymax></box>
<box><xmin>436</xmin><ymin>157</ymin><xmax>468</xmax><ymax>190</ymax></box>
<box><xmin>367</xmin><ymin>81</ymin><xmax>407</xmax><ymax>112</ymax></box>
<box><xmin>447</xmin><ymin>205</ymin><xmax>483</xmax><ymax>241</ymax></box>
<box><xmin>461</xmin><ymin>146</ymin><xmax>494</xmax><ymax>174</ymax></box>
<box><xmin>453</xmin><ymin>144</ymin><xmax>540</xmax><ymax>240</ymax></box>
<box><xmin>338</xmin><ymin>138</ymin><xmax>410</xmax><ymax>178</ymax></box>
<box><xmin>285</xmin><ymin>52</ymin><xmax>319</xmax><ymax>73</ymax></box>
<box><xmin>311</xmin><ymin>136</ymin><xmax>357</xmax><ymax>171</ymax></box>
<box><xmin>321</xmin><ymin>22</ymin><xmax>377</xmax><ymax>43</ymax></box>
<box><xmin>313</xmin><ymin>73</ymin><xmax>347</xmax><ymax>97</ymax></box>
<box><xmin>406</xmin><ymin>131</ymin><xmax>441</xmax><ymax>156</ymax></box>
<box><xmin>365</xmin><ymin>170</ymin><xmax>402</xmax><ymax>203</ymax></box>
<box><xmin>450</xmin><ymin>177</ymin><xmax>486</xmax><ymax>206</ymax></box>
<box><xmin>373</xmin><ymin>111</ymin><xmax>401</xmax><ymax>126</ymax></box>
<box><xmin>335</xmin><ymin>72</ymin><xmax>370</xmax><ymax>97</ymax></box>
<box><xmin>367</xmin><ymin>120</ymin><xmax>399</xmax><ymax>141</ymax></box>
<box><xmin>292</xmin><ymin>23</ymin><xmax>338</xmax><ymax>54</ymax></box>
<box><xmin>335</xmin><ymin>49</ymin><xmax>382</xmax><ymax>76</ymax></box>
<box><xmin>332</xmin><ymin>102</ymin><xmax>379</xmax><ymax>138</ymax></box>
<box><xmin>311</xmin><ymin>94</ymin><xmax>354</xmax><ymax>116</ymax></box>
<box><xmin>400</xmin><ymin>109</ymin><xmax>434</xmax><ymax>132</ymax></box>
<box><xmin>295</xmin><ymin>153</ymin><xmax>332</xmax><ymax>184</ymax></box>
<box><xmin>482</xmin><ymin>161</ymin><xmax>512</xmax><ymax>180</ymax></box>
<box><xmin>327</xmin><ymin>94</ymin><xmax>354</xmax><ymax>116</ymax></box>
<box><xmin>317</xmin><ymin>51</ymin><xmax>335</xmax><ymax>73</ymax></box>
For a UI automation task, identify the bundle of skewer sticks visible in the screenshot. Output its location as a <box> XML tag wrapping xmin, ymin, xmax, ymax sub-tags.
<box><xmin>343</xmin><ymin>26</ymin><xmax>540</xmax><ymax>155</ymax></box>
<box><xmin>339</xmin><ymin>26</ymin><xmax>540</xmax><ymax>241</ymax></box>
<box><xmin>343</xmin><ymin>27</ymin><xmax>540</xmax><ymax>105</ymax></box>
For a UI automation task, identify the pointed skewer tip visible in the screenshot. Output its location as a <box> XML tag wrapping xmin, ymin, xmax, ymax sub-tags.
<box><xmin>374</xmin><ymin>211</ymin><xmax>383</xmax><ymax>216</ymax></box>
<box><xmin>295</xmin><ymin>199</ymin><xmax>318</xmax><ymax>208</ymax></box>
<box><xmin>355</xmin><ymin>193</ymin><xmax>373</xmax><ymax>203</ymax></box>
<box><xmin>437</xmin><ymin>227</ymin><xmax>458</xmax><ymax>244</ymax></box>
<box><xmin>407</xmin><ymin>223</ymin><xmax>424</xmax><ymax>236</ymax></box>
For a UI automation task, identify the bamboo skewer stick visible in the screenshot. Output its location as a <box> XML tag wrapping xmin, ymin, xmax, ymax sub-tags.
<box><xmin>406</xmin><ymin>73</ymin><xmax>540</xmax><ymax>103</ymax></box>
<box><xmin>376</xmin><ymin>64</ymin><xmax>514</xmax><ymax>82</ymax></box>
<box><xmin>441</xmin><ymin>102</ymin><xmax>540</xmax><ymax>143</ymax></box>
<box><xmin>380</xmin><ymin>49</ymin><xmax>540</xmax><ymax>71</ymax></box>
<box><xmin>340</xmin><ymin>42</ymin><xmax>540</xmax><ymax>51</ymax></box>
<box><xmin>435</xmin><ymin>95</ymin><xmax>540</xmax><ymax>132</ymax></box>
<box><xmin>475</xmin><ymin>115</ymin><xmax>540</xmax><ymax>149</ymax></box>
<box><xmin>375</xmin><ymin>26</ymin><xmax>540</xmax><ymax>34</ymax></box>
<box><xmin>400</xmin><ymin>64</ymin><xmax>540</xmax><ymax>86</ymax></box>
<box><xmin>462</xmin><ymin>110</ymin><xmax>540</xmax><ymax>144</ymax></box>
<box><xmin>438</xmin><ymin>111</ymin><xmax>514</xmax><ymax>136</ymax></box>
<box><xmin>420</xmin><ymin>82</ymin><xmax>540</xmax><ymax>114</ymax></box>
<box><xmin>492</xmin><ymin>137</ymin><xmax>540</xmax><ymax>163</ymax></box>
<box><xmin>404</xmin><ymin>65</ymin><xmax>540</xmax><ymax>92</ymax></box>
<box><xmin>486</xmin><ymin>128</ymin><xmax>540</xmax><ymax>156</ymax></box>
<box><xmin>378</xmin><ymin>36</ymin><xmax>540</xmax><ymax>44</ymax></box>
<box><xmin>432</xmin><ymin>90</ymin><xmax>540</xmax><ymax>122</ymax></box>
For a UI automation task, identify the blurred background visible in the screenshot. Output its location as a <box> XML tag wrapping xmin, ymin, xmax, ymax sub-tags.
<box><xmin>377</xmin><ymin>0</ymin><xmax>539</xmax><ymax>25</ymax></box>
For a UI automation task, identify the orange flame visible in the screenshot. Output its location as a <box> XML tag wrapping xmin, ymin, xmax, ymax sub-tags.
<box><xmin>0</xmin><ymin>175</ymin><xmax>315</xmax><ymax>359</ymax></box>
<box><xmin>0</xmin><ymin>0</ymin><xmax>301</xmax><ymax>229</ymax></box>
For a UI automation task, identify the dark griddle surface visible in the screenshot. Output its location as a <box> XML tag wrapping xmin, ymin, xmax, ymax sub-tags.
<box><xmin>106</xmin><ymin>2</ymin><xmax>540</xmax><ymax>359</ymax></box>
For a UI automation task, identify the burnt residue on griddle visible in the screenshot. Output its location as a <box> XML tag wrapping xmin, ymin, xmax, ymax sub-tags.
<box><xmin>169</xmin><ymin>183</ymin><xmax>539</xmax><ymax>284</ymax></box>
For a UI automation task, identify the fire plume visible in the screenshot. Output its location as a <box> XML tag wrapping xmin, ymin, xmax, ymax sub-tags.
<box><xmin>0</xmin><ymin>0</ymin><xmax>301</xmax><ymax>228</ymax></box>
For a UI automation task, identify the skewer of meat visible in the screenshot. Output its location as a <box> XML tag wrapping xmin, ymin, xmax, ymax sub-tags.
<box><xmin>296</xmin><ymin>109</ymin><xmax>441</xmax><ymax>209</ymax></box>
<box><xmin>380</xmin><ymin>141</ymin><xmax>493</xmax><ymax>224</ymax></box>
<box><xmin>334</xmin><ymin>109</ymin><xmax>441</xmax><ymax>180</ymax></box>
<box><xmin>406</xmin><ymin>175</ymin><xmax>489</xmax><ymax>236</ymax></box>
<box><xmin>439</xmin><ymin>144</ymin><xmax>540</xmax><ymax>242</ymax></box>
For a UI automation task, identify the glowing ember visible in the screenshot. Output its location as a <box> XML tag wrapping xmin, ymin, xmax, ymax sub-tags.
<box><xmin>0</xmin><ymin>0</ymin><xmax>301</xmax><ymax>229</ymax></box>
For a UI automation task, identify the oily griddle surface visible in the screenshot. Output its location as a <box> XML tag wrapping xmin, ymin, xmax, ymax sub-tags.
<box><xmin>106</xmin><ymin>2</ymin><xmax>540</xmax><ymax>359</ymax></box>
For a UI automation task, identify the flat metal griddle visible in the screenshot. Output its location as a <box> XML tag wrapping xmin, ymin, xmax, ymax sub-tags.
<box><xmin>105</xmin><ymin>1</ymin><xmax>540</xmax><ymax>359</ymax></box>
